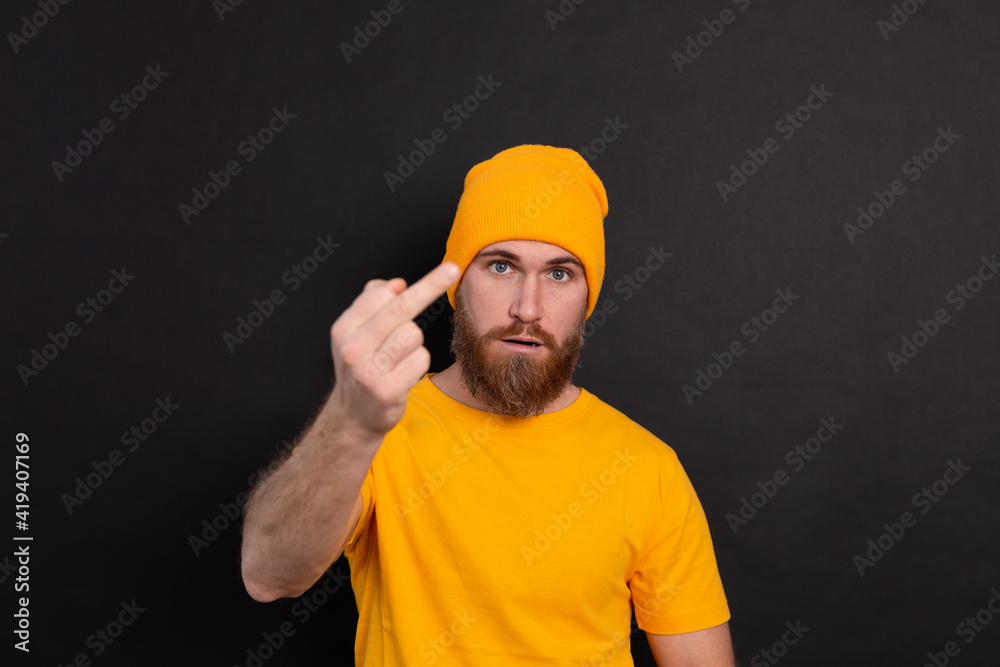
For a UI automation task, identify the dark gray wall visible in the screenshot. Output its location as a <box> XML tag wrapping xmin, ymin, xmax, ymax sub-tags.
<box><xmin>3</xmin><ymin>0</ymin><xmax>999</xmax><ymax>665</ymax></box>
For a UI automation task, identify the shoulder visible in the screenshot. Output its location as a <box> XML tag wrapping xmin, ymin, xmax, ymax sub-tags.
<box><xmin>579</xmin><ymin>388</ymin><xmax>682</xmax><ymax>466</ymax></box>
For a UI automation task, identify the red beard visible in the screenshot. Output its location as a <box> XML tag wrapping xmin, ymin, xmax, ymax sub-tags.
<box><xmin>449</xmin><ymin>287</ymin><xmax>586</xmax><ymax>418</ymax></box>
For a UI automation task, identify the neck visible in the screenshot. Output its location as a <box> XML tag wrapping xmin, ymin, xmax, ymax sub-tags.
<box><xmin>430</xmin><ymin>363</ymin><xmax>580</xmax><ymax>416</ymax></box>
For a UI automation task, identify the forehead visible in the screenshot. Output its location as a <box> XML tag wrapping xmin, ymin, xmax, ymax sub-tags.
<box><xmin>475</xmin><ymin>240</ymin><xmax>582</xmax><ymax>265</ymax></box>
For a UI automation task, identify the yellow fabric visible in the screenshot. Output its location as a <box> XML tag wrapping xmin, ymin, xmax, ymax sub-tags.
<box><xmin>442</xmin><ymin>144</ymin><xmax>609</xmax><ymax>320</ymax></box>
<box><xmin>344</xmin><ymin>373</ymin><xmax>730</xmax><ymax>666</ymax></box>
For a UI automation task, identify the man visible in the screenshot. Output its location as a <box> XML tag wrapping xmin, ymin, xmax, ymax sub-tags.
<box><xmin>240</xmin><ymin>145</ymin><xmax>735</xmax><ymax>666</ymax></box>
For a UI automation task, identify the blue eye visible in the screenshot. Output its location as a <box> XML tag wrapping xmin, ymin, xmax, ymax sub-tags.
<box><xmin>488</xmin><ymin>261</ymin><xmax>572</xmax><ymax>282</ymax></box>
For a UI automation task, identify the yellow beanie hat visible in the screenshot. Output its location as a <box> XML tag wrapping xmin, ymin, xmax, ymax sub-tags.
<box><xmin>443</xmin><ymin>144</ymin><xmax>609</xmax><ymax>319</ymax></box>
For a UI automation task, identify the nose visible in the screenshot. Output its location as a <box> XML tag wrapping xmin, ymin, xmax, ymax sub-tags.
<box><xmin>510</xmin><ymin>274</ymin><xmax>541</xmax><ymax>324</ymax></box>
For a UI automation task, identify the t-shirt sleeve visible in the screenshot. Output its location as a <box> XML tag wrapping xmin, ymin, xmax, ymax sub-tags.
<box><xmin>629</xmin><ymin>448</ymin><xmax>731</xmax><ymax>635</ymax></box>
<box><xmin>343</xmin><ymin>462</ymin><xmax>375</xmax><ymax>557</ymax></box>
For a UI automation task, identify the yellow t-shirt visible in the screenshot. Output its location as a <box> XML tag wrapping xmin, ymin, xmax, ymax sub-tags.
<box><xmin>344</xmin><ymin>373</ymin><xmax>729</xmax><ymax>666</ymax></box>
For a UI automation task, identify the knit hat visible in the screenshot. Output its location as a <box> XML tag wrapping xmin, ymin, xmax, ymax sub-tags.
<box><xmin>443</xmin><ymin>144</ymin><xmax>609</xmax><ymax>319</ymax></box>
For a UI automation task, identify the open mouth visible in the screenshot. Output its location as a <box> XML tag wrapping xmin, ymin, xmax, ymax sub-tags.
<box><xmin>502</xmin><ymin>339</ymin><xmax>541</xmax><ymax>347</ymax></box>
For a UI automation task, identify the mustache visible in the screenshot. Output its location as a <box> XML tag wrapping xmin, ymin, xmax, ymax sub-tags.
<box><xmin>490</xmin><ymin>323</ymin><xmax>555</xmax><ymax>347</ymax></box>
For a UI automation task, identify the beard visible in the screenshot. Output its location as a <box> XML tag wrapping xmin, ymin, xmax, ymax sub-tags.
<box><xmin>449</xmin><ymin>287</ymin><xmax>586</xmax><ymax>418</ymax></box>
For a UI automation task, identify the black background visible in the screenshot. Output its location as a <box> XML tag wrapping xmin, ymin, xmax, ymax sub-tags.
<box><xmin>3</xmin><ymin>0</ymin><xmax>999</xmax><ymax>665</ymax></box>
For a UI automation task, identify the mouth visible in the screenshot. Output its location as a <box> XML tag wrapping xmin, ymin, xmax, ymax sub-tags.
<box><xmin>498</xmin><ymin>338</ymin><xmax>544</xmax><ymax>352</ymax></box>
<box><xmin>501</xmin><ymin>337</ymin><xmax>542</xmax><ymax>347</ymax></box>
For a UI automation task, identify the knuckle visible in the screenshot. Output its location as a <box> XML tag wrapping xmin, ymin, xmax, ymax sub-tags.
<box><xmin>412</xmin><ymin>346</ymin><xmax>432</xmax><ymax>371</ymax></box>
<box><xmin>400</xmin><ymin>321</ymin><xmax>424</xmax><ymax>346</ymax></box>
<box><xmin>339</xmin><ymin>337</ymin><xmax>364</xmax><ymax>366</ymax></box>
<box><xmin>356</xmin><ymin>356</ymin><xmax>384</xmax><ymax>384</ymax></box>
<box><xmin>415</xmin><ymin>345</ymin><xmax>431</xmax><ymax>365</ymax></box>
<box><xmin>370</xmin><ymin>382</ymin><xmax>395</xmax><ymax>405</ymax></box>
<box><xmin>381</xmin><ymin>340</ymin><xmax>399</xmax><ymax>360</ymax></box>
<box><xmin>330</xmin><ymin>319</ymin><xmax>346</xmax><ymax>342</ymax></box>
<box><xmin>390</xmin><ymin>292</ymin><xmax>411</xmax><ymax>319</ymax></box>
<box><xmin>359</xmin><ymin>363</ymin><xmax>379</xmax><ymax>384</ymax></box>
<box><xmin>372</xmin><ymin>349</ymin><xmax>392</xmax><ymax>371</ymax></box>
<box><xmin>348</xmin><ymin>373</ymin><xmax>366</xmax><ymax>394</ymax></box>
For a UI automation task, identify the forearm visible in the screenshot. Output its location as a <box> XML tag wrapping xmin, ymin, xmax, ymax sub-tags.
<box><xmin>240</xmin><ymin>261</ymin><xmax>460</xmax><ymax>601</ymax></box>
<box><xmin>240</xmin><ymin>397</ymin><xmax>383</xmax><ymax>602</ymax></box>
<box><xmin>647</xmin><ymin>623</ymin><xmax>736</xmax><ymax>667</ymax></box>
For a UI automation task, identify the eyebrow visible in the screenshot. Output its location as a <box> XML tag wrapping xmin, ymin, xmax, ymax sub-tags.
<box><xmin>475</xmin><ymin>249</ymin><xmax>584</xmax><ymax>271</ymax></box>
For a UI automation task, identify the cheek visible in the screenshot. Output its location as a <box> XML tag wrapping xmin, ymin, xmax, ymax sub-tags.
<box><xmin>551</xmin><ymin>284</ymin><xmax>588</xmax><ymax>320</ymax></box>
<box><xmin>468</xmin><ymin>282</ymin><xmax>513</xmax><ymax>315</ymax></box>
<box><xmin>463</xmin><ymin>299</ymin><xmax>504</xmax><ymax>336</ymax></box>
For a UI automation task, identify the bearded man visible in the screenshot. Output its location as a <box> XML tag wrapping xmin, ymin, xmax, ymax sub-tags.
<box><xmin>240</xmin><ymin>145</ymin><xmax>735</xmax><ymax>666</ymax></box>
